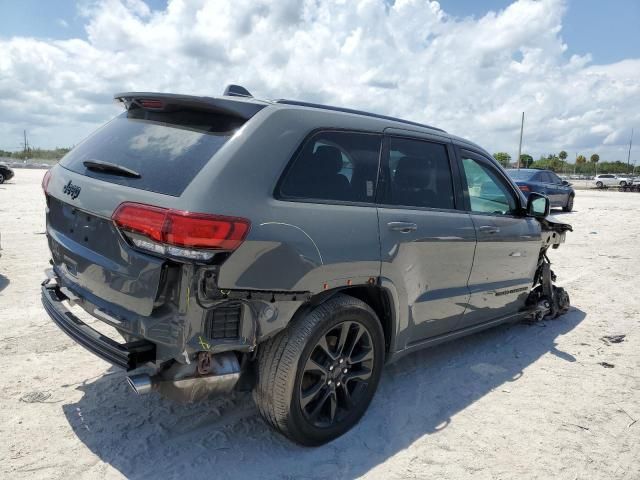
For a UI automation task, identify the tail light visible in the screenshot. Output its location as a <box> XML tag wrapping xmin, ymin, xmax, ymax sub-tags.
<box><xmin>518</xmin><ymin>185</ymin><xmax>530</xmax><ymax>192</ymax></box>
<box><xmin>112</xmin><ymin>202</ymin><xmax>250</xmax><ymax>261</ymax></box>
<box><xmin>42</xmin><ymin>170</ymin><xmax>52</xmax><ymax>194</ymax></box>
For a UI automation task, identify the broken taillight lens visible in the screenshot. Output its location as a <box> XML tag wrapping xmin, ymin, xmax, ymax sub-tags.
<box><xmin>112</xmin><ymin>202</ymin><xmax>250</xmax><ymax>261</ymax></box>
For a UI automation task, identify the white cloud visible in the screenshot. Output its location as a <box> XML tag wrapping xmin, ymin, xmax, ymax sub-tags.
<box><xmin>0</xmin><ymin>0</ymin><xmax>638</xmax><ymax>162</ymax></box>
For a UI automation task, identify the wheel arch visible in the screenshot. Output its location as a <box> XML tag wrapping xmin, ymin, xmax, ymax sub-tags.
<box><xmin>303</xmin><ymin>283</ymin><xmax>397</xmax><ymax>357</ymax></box>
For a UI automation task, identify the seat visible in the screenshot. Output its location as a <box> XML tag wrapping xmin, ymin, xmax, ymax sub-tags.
<box><xmin>392</xmin><ymin>156</ymin><xmax>437</xmax><ymax>207</ymax></box>
<box><xmin>306</xmin><ymin>145</ymin><xmax>351</xmax><ymax>200</ymax></box>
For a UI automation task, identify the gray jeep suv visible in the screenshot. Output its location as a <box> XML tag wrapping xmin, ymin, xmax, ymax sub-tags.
<box><xmin>41</xmin><ymin>85</ymin><xmax>571</xmax><ymax>445</ymax></box>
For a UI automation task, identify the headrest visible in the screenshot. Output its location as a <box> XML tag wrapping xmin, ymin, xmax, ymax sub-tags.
<box><xmin>394</xmin><ymin>156</ymin><xmax>432</xmax><ymax>187</ymax></box>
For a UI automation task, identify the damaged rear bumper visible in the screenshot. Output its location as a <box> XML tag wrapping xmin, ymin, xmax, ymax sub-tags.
<box><xmin>42</xmin><ymin>273</ymin><xmax>245</xmax><ymax>401</ymax></box>
<box><xmin>41</xmin><ymin>277</ymin><xmax>156</xmax><ymax>370</ymax></box>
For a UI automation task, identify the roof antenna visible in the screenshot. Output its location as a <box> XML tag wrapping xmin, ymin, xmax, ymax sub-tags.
<box><xmin>223</xmin><ymin>85</ymin><xmax>252</xmax><ymax>97</ymax></box>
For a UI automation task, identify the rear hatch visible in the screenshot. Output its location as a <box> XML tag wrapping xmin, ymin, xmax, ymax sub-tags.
<box><xmin>45</xmin><ymin>93</ymin><xmax>264</xmax><ymax>316</ymax></box>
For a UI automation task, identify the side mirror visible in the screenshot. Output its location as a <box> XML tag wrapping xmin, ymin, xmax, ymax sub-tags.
<box><xmin>527</xmin><ymin>192</ymin><xmax>550</xmax><ymax>218</ymax></box>
<box><xmin>562</xmin><ymin>180</ymin><xmax>571</xmax><ymax>186</ymax></box>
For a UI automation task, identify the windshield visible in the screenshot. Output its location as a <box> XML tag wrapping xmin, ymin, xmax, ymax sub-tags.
<box><xmin>506</xmin><ymin>169</ymin><xmax>538</xmax><ymax>181</ymax></box>
<box><xmin>59</xmin><ymin>108</ymin><xmax>244</xmax><ymax>196</ymax></box>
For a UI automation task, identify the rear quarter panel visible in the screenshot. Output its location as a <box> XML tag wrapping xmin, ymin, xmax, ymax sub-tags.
<box><xmin>192</xmin><ymin>107</ymin><xmax>386</xmax><ymax>293</ymax></box>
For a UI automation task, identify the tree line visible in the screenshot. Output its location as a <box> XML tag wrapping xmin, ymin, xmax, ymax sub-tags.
<box><xmin>492</xmin><ymin>151</ymin><xmax>632</xmax><ymax>174</ymax></box>
<box><xmin>0</xmin><ymin>147</ymin><xmax>71</xmax><ymax>160</ymax></box>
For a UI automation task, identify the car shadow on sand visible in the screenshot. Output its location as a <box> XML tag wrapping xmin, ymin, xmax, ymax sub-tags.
<box><xmin>63</xmin><ymin>308</ymin><xmax>585</xmax><ymax>479</ymax></box>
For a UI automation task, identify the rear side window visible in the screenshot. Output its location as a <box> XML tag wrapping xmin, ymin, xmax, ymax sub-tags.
<box><xmin>385</xmin><ymin>137</ymin><xmax>455</xmax><ymax>210</ymax></box>
<box><xmin>60</xmin><ymin>109</ymin><xmax>244</xmax><ymax>196</ymax></box>
<box><xmin>279</xmin><ymin>131</ymin><xmax>382</xmax><ymax>203</ymax></box>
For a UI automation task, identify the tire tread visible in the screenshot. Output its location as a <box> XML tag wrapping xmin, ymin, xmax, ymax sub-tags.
<box><xmin>253</xmin><ymin>295</ymin><xmax>379</xmax><ymax>443</ymax></box>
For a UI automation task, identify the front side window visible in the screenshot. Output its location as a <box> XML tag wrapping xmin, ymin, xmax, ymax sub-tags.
<box><xmin>385</xmin><ymin>137</ymin><xmax>455</xmax><ymax>209</ymax></box>
<box><xmin>461</xmin><ymin>156</ymin><xmax>517</xmax><ymax>215</ymax></box>
<box><xmin>549</xmin><ymin>172</ymin><xmax>562</xmax><ymax>184</ymax></box>
<box><xmin>280</xmin><ymin>131</ymin><xmax>381</xmax><ymax>202</ymax></box>
<box><xmin>538</xmin><ymin>171</ymin><xmax>553</xmax><ymax>183</ymax></box>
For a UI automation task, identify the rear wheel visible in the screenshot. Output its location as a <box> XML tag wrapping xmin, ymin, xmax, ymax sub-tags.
<box><xmin>0</xmin><ymin>173</ymin><xmax>4</xmax><ymax>184</ymax></box>
<box><xmin>620</xmin><ymin>181</ymin><xmax>627</xmax><ymax>187</ymax></box>
<box><xmin>253</xmin><ymin>294</ymin><xmax>385</xmax><ymax>446</ymax></box>
<box><xmin>596</xmin><ymin>181</ymin><xmax>603</xmax><ymax>188</ymax></box>
<box><xmin>562</xmin><ymin>194</ymin><xmax>574</xmax><ymax>212</ymax></box>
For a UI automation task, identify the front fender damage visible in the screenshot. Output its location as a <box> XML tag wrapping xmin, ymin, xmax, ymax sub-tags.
<box><xmin>526</xmin><ymin>215</ymin><xmax>573</xmax><ymax>321</ymax></box>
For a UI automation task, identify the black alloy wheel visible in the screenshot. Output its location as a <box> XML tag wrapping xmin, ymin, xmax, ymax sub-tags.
<box><xmin>299</xmin><ymin>320</ymin><xmax>375</xmax><ymax>428</ymax></box>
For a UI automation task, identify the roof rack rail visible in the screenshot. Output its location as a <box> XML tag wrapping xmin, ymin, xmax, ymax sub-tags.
<box><xmin>274</xmin><ymin>99</ymin><xmax>445</xmax><ymax>133</ymax></box>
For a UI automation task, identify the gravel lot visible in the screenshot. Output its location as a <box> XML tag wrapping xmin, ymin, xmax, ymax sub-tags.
<box><xmin>1</xmin><ymin>169</ymin><xmax>639</xmax><ymax>479</ymax></box>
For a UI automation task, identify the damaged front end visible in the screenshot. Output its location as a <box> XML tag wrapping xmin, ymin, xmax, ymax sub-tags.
<box><xmin>526</xmin><ymin>215</ymin><xmax>573</xmax><ymax>321</ymax></box>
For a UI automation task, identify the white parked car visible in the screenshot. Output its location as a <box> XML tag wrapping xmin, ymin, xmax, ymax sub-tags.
<box><xmin>593</xmin><ymin>174</ymin><xmax>633</xmax><ymax>188</ymax></box>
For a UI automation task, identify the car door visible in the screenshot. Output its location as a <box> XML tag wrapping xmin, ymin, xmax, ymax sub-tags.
<box><xmin>377</xmin><ymin>133</ymin><xmax>476</xmax><ymax>346</ymax></box>
<box><xmin>548</xmin><ymin>171</ymin><xmax>571</xmax><ymax>205</ymax></box>
<box><xmin>455</xmin><ymin>149</ymin><xmax>542</xmax><ymax>329</ymax></box>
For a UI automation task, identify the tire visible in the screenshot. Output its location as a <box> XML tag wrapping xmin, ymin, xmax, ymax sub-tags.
<box><xmin>0</xmin><ymin>173</ymin><xmax>4</xmax><ymax>184</ymax></box>
<box><xmin>620</xmin><ymin>181</ymin><xmax>627</xmax><ymax>187</ymax></box>
<box><xmin>562</xmin><ymin>194</ymin><xmax>574</xmax><ymax>212</ymax></box>
<box><xmin>551</xmin><ymin>287</ymin><xmax>570</xmax><ymax>319</ymax></box>
<box><xmin>253</xmin><ymin>294</ymin><xmax>385</xmax><ymax>446</ymax></box>
<box><xmin>595</xmin><ymin>181</ymin><xmax>603</xmax><ymax>188</ymax></box>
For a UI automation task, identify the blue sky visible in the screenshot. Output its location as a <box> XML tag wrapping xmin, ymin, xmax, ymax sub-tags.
<box><xmin>440</xmin><ymin>0</ymin><xmax>640</xmax><ymax>63</ymax></box>
<box><xmin>1</xmin><ymin>0</ymin><xmax>638</xmax><ymax>64</ymax></box>
<box><xmin>0</xmin><ymin>0</ymin><xmax>638</xmax><ymax>161</ymax></box>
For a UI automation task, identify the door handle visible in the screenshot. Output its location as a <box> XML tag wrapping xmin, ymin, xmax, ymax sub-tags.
<box><xmin>387</xmin><ymin>221</ymin><xmax>418</xmax><ymax>233</ymax></box>
<box><xmin>478</xmin><ymin>225</ymin><xmax>500</xmax><ymax>234</ymax></box>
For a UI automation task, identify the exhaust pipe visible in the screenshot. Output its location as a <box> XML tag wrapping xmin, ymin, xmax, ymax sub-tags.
<box><xmin>127</xmin><ymin>374</ymin><xmax>154</xmax><ymax>395</ymax></box>
<box><xmin>125</xmin><ymin>351</ymin><xmax>241</xmax><ymax>402</ymax></box>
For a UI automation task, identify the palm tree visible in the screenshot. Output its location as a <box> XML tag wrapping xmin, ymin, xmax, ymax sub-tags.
<box><xmin>559</xmin><ymin>150</ymin><xmax>568</xmax><ymax>173</ymax></box>
<box><xmin>591</xmin><ymin>154</ymin><xmax>600</xmax><ymax>175</ymax></box>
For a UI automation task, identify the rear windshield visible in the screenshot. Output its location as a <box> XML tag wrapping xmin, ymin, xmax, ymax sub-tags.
<box><xmin>60</xmin><ymin>108</ymin><xmax>244</xmax><ymax>196</ymax></box>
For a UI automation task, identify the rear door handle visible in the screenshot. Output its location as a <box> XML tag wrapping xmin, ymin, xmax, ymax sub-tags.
<box><xmin>478</xmin><ymin>225</ymin><xmax>500</xmax><ymax>234</ymax></box>
<box><xmin>387</xmin><ymin>222</ymin><xmax>418</xmax><ymax>233</ymax></box>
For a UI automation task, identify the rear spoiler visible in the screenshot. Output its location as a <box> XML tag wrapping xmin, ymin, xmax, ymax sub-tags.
<box><xmin>114</xmin><ymin>92</ymin><xmax>267</xmax><ymax>121</ymax></box>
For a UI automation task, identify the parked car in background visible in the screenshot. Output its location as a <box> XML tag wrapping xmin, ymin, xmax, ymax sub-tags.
<box><xmin>0</xmin><ymin>163</ymin><xmax>14</xmax><ymax>184</ymax></box>
<box><xmin>506</xmin><ymin>169</ymin><xmax>575</xmax><ymax>212</ymax></box>
<box><xmin>593</xmin><ymin>174</ymin><xmax>633</xmax><ymax>188</ymax></box>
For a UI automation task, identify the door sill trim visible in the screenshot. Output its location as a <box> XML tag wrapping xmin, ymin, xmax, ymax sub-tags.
<box><xmin>396</xmin><ymin>309</ymin><xmax>532</xmax><ymax>358</ymax></box>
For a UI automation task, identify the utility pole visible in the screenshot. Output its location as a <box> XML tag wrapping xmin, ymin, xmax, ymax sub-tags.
<box><xmin>627</xmin><ymin>128</ymin><xmax>634</xmax><ymax>174</ymax></box>
<box><xmin>22</xmin><ymin>130</ymin><xmax>29</xmax><ymax>158</ymax></box>
<box><xmin>517</xmin><ymin>112</ymin><xmax>524</xmax><ymax>170</ymax></box>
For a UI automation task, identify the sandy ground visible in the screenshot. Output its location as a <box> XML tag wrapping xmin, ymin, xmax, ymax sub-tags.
<box><xmin>1</xmin><ymin>169</ymin><xmax>638</xmax><ymax>480</ymax></box>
